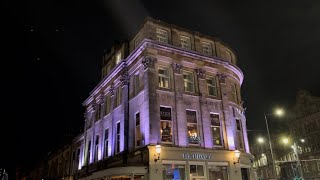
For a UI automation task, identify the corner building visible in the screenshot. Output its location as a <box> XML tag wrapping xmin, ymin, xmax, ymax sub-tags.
<box><xmin>76</xmin><ymin>17</ymin><xmax>254</xmax><ymax>180</ymax></box>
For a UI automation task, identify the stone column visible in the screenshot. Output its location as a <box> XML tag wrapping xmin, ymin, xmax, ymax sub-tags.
<box><xmin>120</xmin><ymin>62</ymin><xmax>130</xmax><ymax>163</ymax></box>
<box><xmin>172</xmin><ymin>62</ymin><xmax>187</xmax><ymax>146</ymax></box>
<box><xmin>108</xmin><ymin>84</ymin><xmax>116</xmax><ymax>155</ymax></box>
<box><xmin>195</xmin><ymin>68</ymin><xmax>212</xmax><ymax>148</ymax></box>
<box><xmin>217</xmin><ymin>73</ymin><xmax>235</xmax><ymax>150</ymax></box>
<box><xmin>142</xmin><ymin>56</ymin><xmax>159</xmax><ymax>145</ymax></box>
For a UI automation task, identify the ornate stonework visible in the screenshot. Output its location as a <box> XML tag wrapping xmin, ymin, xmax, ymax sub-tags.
<box><xmin>142</xmin><ymin>56</ymin><xmax>157</xmax><ymax>69</ymax></box>
<box><xmin>217</xmin><ymin>73</ymin><xmax>227</xmax><ymax>83</ymax></box>
<box><xmin>195</xmin><ymin>68</ymin><xmax>206</xmax><ymax>79</ymax></box>
<box><xmin>172</xmin><ymin>63</ymin><xmax>183</xmax><ymax>74</ymax></box>
<box><xmin>109</xmin><ymin>83</ymin><xmax>115</xmax><ymax>96</ymax></box>
<box><xmin>120</xmin><ymin>63</ymin><xmax>129</xmax><ymax>86</ymax></box>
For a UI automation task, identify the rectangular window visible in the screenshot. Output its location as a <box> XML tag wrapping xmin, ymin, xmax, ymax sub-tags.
<box><xmin>116</xmin><ymin>122</ymin><xmax>120</xmax><ymax>153</ymax></box>
<box><xmin>187</xmin><ymin>110</ymin><xmax>198</xmax><ymax>145</ymax></box>
<box><xmin>158</xmin><ymin>66</ymin><xmax>170</xmax><ymax>89</ymax></box>
<box><xmin>202</xmin><ymin>42</ymin><xmax>213</xmax><ymax>55</ymax></box>
<box><xmin>104</xmin><ymin>129</ymin><xmax>109</xmax><ymax>157</ymax></box>
<box><xmin>134</xmin><ymin>73</ymin><xmax>140</xmax><ymax>95</ymax></box>
<box><xmin>115</xmin><ymin>52</ymin><xmax>121</xmax><ymax>64</ymax></box>
<box><xmin>183</xmin><ymin>71</ymin><xmax>195</xmax><ymax>92</ymax></box>
<box><xmin>156</xmin><ymin>28</ymin><xmax>168</xmax><ymax>43</ymax></box>
<box><xmin>211</xmin><ymin>114</ymin><xmax>223</xmax><ymax>146</ymax></box>
<box><xmin>94</xmin><ymin>135</ymin><xmax>99</xmax><ymax>162</ymax></box>
<box><xmin>104</xmin><ymin>95</ymin><xmax>110</xmax><ymax>115</ymax></box>
<box><xmin>226</xmin><ymin>50</ymin><xmax>232</xmax><ymax>61</ymax></box>
<box><xmin>231</xmin><ymin>83</ymin><xmax>238</xmax><ymax>103</ymax></box>
<box><xmin>190</xmin><ymin>165</ymin><xmax>205</xmax><ymax>178</ymax></box>
<box><xmin>180</xmin><ymin>35</ymin><xmax>191</xmax><ymax>49</ymax></box>
<box><xmin>236</xmin><ymin>119</ymin><xmax>244</xmax><ymax>150</ymax></box>
<box><xmin>208</xmin><ymin>166</ymin><xmax>228</xmax><ymax>180</ymax></box>
<box><xmin>115</xmin><ymin>86</ymin><xmax>122</xmax><ymax>107</ymax></box>
<box><xmin>87</xmin><ymin>141</ymin><xmax>91</xmax><ymax>163</ymax></box>
<box><xmin>207</xmin><ymin>76</ymin><xmax>218</xmax><ymax>97</ymax></box>
<box><xmin>160</xmin><ymin>107</ymin><xmax>172</xmax><ymax>143</ymax></box>
<box><xmin>96</xmin><ymin>104</ymin><xmax>101</xmax><ymax>120</ymax></box>
<box><xmin>163</xmin><ymin>164</ymin><xmax>186</xmax><ymax>180</ymax></box>
<box><xmin>135</xmin><ymin>112</ymin><xmax>141</xmax><ymax>147</ymax></box>
<box><xmin>303</xmin><ymin>161</ymin><xmax>309</xmax><ymax>172</ymax></box>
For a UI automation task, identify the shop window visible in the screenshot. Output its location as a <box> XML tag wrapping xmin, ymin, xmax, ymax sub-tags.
<box><xmin>135</xmin><ymin>112</ymin><xmax>141</xmax><ymax>147</ymax></box>
<box><xmin>189</xmin><ymin>165</ymin><xmax>205</xmax><ymax>179</ymax></box>
<box><xmin>208</xmin><ymin>165</ymin><xmax>228</xmax><ymax>180</ymax></box>
<box><xmin>158</xmin><ymin>66</ymin><xmax>170</xmax><ymax>89</ymax></box>
<box><xmin>236</xmin><ymin>119</ymin><xmax>245</xmax><ymax>150</ymax></box>
<box><xmin>104</xmin><ymin>129</ymin><xmax>109</xmax><ymax>157</ymax></box>
<box><xmin>183</xmin><ymin>71</ymin><xmax>195</xmax><ymax>93</ymax></box>
<box><xmin>210</xmin><ymin>114</ymin><xmax>223</xmax><ymax>146</ymax></box>
<box><xmin>156</xmin><ymin>28</ymin><xmax>168</xmax><ymax>43</ymax></box>
<box><xmin>160</xmin><ymin>107</ymin><xmax>172</xmax><ymax>143</ymax></box>
<box><xmin>163</xmin><ymin>164</ymin><xmax>186</xmax><ymax>180</ymax></box>
<box><xmin>180</xmin><ymin>35</ymin><xmax>191</xmax><ymax>49</ymax></box>
<box><xmin>207</xmin><ymin>76</ymin><xmax>218</xmax><ymax>97</ymax></box>
<box><xmin>186</xmin><ymin>110</ymin><xmax>198</xmax><ymax>145</ymax></box>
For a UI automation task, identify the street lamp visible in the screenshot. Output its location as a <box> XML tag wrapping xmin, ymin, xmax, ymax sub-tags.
<box><xmin>257</xmin><ymin>137</ymin><xmax>264</xmax><ymax>144</ymax></box>
<box><xmin>264</xmin><ymin>108</ymin><xmax>284</xmax><ymax>179</ymax></box>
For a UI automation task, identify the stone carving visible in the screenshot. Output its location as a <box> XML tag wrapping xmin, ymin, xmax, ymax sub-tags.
<box><xmin>109</xmin><ymin>83</ymin><xmax>115</xmax><ymax>96</ymax></box>
<box><xmin>172</xmin><ymin>63</ymin><xmax>183</xmax><ymax>74</ymax></box>
<box><xmin>92</xmin><ymin>103</ymin><xmax>97</xmax><ymax>112</ymax></box>
<box><xmin>100</xmin><ymin>95</ymin><xmax>105</xmax><ymax>104</ymax></box>
<box><xmin>195</xmin><ymin>68</ymin><xmax>206</xmax><ymax>79</ymax></box>
<box><xmin>217</xmin><ymin>73</ymin><xmax>227</xmax><ymax>83</ymax></box>
<box><xmin>142</xmin><ymin>56</ymin><xmax>157</xmax><ymax>69</ymax></box>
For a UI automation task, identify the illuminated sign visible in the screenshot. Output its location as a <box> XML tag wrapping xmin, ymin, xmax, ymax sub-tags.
<box><xmin>182</xmin><ymin>153</ymin><xmax>212</xmax><ymax>160</ymax></box>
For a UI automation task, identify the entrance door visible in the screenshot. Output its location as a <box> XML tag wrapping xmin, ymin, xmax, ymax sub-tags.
<box><xmin>241</xmin><ymin>168</ymin><xmax>250</xmax><ymax>180</ymax></box>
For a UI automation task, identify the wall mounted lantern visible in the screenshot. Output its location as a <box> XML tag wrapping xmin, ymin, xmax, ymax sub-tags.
<box><xmin>234</xmin><ymin>149</ymin><xmax>241</xmax><ymax>164</ymax></box>
<box><xmin>154</xmin><ymin>143</ymin><xmax>161</xmax><ymax>162</ymax></box>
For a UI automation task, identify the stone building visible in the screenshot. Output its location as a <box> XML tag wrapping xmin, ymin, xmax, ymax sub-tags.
<box><xmin>44</xmin><ymin>17</ymin><xmax>254</xmax><ymax>180</ymax></box>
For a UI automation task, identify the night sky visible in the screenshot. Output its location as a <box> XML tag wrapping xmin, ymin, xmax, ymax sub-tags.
<box><xmin>11</xmin><ymin>0</ymin><xmax>320</xmax><ymax>175</ymax></box>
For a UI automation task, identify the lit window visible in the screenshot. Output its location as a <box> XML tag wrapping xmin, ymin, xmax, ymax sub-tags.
<box><xmin>116</xmin><ymin>122</ymin><xmax>121</xmax><ymax>153</ymax></box>
<box><xmin>207</xmin><ymin>76</ymin><xmax>218</xmax><ymax>97</ymax></box>
<box><xmin>236</xmin><ymin>119</ymin><xmax>244</xmax><ymax>150</ymax></box>
<box><xmin>114</xmin><ymin>86</ymin><xmax>122</xmax><ymax>107</ymax></box>
<box><xmin>180</xmin><ymin>35</ymin><xmax>191</xmax><ymax>49</ymax></box>
<box><xmin>226</xmin><ymin>50</ymin><xmax>232</xmax><ymax>62</ymax></box>
<box><xmin>163</xmin><ymin>164</ymin><xmax>185</xmax><ymax>179</ymax></box>
<box><xmin>158</xmin><ymin>66</ymin><xmax>170</xmax><ymax>88</ymax></box>
<box><xmin>156</xmin><ymin>28</ymin><xmax>168</xmax><ymax>43</ymax></box>
<box><xmin>160</xmin><ymin>107</ymin><xmax>172</xmax><ymax>143</ymax></box>
<box><xmin>231</xmin><ymin>83</ymin><xmax>238</xmax><ymax>103</ymax></box>
<box><xmin>190</xmin><ymin>165</ymin><xmax>204</xmax><ymax>178</ymax></box>
<box><xmin>208</xmin><ymin>166</ymin><xmax>228</xmax><ymax>180</ymax></box>
<box><xmin>202</xmin><ymin>42</ymin><xmax>213</xmax><ymax>55</ymax></box>
<box><xmin>183</xmin><ymin>71</ymin><xmax>195</xmax><ymax>92</ymax></box>
<box><xmin>104</xmin><ymin>129</ymin><xmax>109</xmax><ymax>157</ymax></box>
<box><xmin>104</xmin><ymin>95</ymin><xmax>111</xmax><ymax>115</ymax></box>
<box><xmin>115</xmin><ymin>52</ymin><xmax>121</xmax><ymax>64</ymax></box>
<box><xmin>187</xmin><ymin>110</ymin><xmax>198</xmax><ymax>145</ymax></box>
<box><xmin>94</xmin><ymin>135</ymin><xmax>99</xmax><ymax>162</ymax></box>
<box><xmin>95</xmin><ymin>103</ymin><xmax>102</xmax><ymax>120</ymax></box>
<box><xmin>211</xmin><ymin>114</ymin><xmax>222</xmax><ymax>146</ymax></box>
<box><xmin>135</xmin><ymin>112</ymin><xmax>141</xmax><ymax>147</ymax></box>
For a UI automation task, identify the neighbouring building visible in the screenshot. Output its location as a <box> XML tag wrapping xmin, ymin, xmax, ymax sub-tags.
<box><xmin>34</xmin><ymin>17</ymin><xmax>255</xmax><ymax>180</ymax></box>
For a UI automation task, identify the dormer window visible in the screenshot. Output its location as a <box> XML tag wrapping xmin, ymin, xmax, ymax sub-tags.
<box><xmin>225</xmin><ymin>50</ymin><xmax>232</xmax><ymax>62</ymax></box>
<box><xmin>115</xmin><ymin>52</ymin><xmax>121</xmax><ymax>64</ymax></box>
<box><xmin>156</xmin><ymin>28</ymin><xmax>168</xmax><ymax>43</ymax></box>
<box><xmin>202</xmin><ymin>42</ymin><xmax>213</xmax><ymax>55</ymax></box>
<box><xmin>180</xmin><ymin>35</ymin><xmax>191</xmax><ymax>49</ymax></box>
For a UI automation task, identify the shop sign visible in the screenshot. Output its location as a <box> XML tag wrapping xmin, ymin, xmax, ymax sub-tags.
<box><xmin>182</xmin><ymin>153</ymin><xmax>212</xmax><ymax>160</ymax></box>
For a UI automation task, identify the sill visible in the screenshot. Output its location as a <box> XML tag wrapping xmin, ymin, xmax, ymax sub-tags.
<box><xmin>157</xmin><ymin>87</ymin><xmax>173</xmax><ymax>92</ymax></box>
<box><xmin>183</xmin><ymin>91</ymin><xmax>199</xmax><ymax>96</ymax></box>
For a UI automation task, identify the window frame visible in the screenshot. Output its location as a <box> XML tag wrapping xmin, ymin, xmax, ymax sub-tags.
<box><xmin>180</xmin><ymin>35</ymin><xmax>191</xmax><ymax>49</ymax></box>
<box><xmin>133</xmin><ymin>71</ymin><xmax>140</xmax><ymax>95</ymax></box>
<box><xmin>94</xmin><ymin>135</ymin><xmax>99</xmax><ymax>162</ymax></box>
<box><xmin>202</xmin><ymin>42</ymin><xmax>213</xmax><ymax>55</ymax></box>
<box><xmin>116</xmin><ymin>121</ymin><xmax>121</xmax><ymax>153</ymax></box>
<box><xmin>160</xmin><ymin>106</ymin><xmax>173</xmax><ymax>144</ymax></box>
<box><xmin>104</xmin><ymin>128</ymin><xmax>109</xmax><ymax>158</ymax></box>
<box><xmin>189</xmin><ymin>162</ymin><xmax>206</xmax><ymax>179</ymax></box>
<box><xmin>225</xmin><ymin>50</ymin><xmax>232</xmax><ymax>62</ymax></box>
<box><xmin>135</xmin><ymin>112</ymin><xmax>141</xmax><ymax>148</ymax></box>
<box><xmin>156</xmin><ymin>28</ymin><xmax>168</xmax><ymax>43</ymax></box>
<box><xmin>210</xmin><ymin>113</ymin><xmax>223</xmax><ymax>147</ymax></box>
<box><xmin>230</xmin><ymin>83</ymin><xmax>238</xmax><ymax>103</ymax></box>
<box><xmin>236</xmin><ymin>119</ymin><xmax>245</xmax><ymax>150</ymax></box>
<box><xmin>186</xmin><ymin>109</ymin><xmax>199</xmax><ymax>145</ymax></box>
<box><xmin>158</xmin><ymin>66</ymin><xmax>170</xmax><ymax>89</ymax></box>
<box><xmin>183</xmin><ymin>71</ymin><xmax>195</xmax><ymax>93</ymax></box>
<box><xmin>206</xmin><ymin>76</ymin><xmax>218</xmax><ymax>97</ymax></box>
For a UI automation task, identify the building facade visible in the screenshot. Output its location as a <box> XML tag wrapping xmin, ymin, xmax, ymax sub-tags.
<box><xmin>44</xmin><ymin>17</ymin><xmax>254</xmax><ymax>180</ymax></box>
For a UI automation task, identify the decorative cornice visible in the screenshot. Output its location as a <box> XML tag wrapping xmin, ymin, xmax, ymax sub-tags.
<box><xmin>142</xmin><ymin>56</ymin><xmax>157</xmax><ymax>69</ymax></box>
<box><xmin>195</xmin><ymin>68</ymin><xmax>206</xmax><ymax>79</ymax></box>
<box><xmin>109</xmin><ymin>83</ymin><xmax>115</xmax><ymax>96</ymax></box>
<box><xmin>217</xmin><ymin>73</ymin><xmax>227</xmax><ymax>83</ymax></box>
<box><xmin>172</xmin><ymin>62</ymin><xmax>183</xmax><ymax>74</ymax></box>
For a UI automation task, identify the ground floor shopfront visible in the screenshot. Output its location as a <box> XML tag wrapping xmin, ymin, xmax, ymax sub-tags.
<box><xmin>79</xmin><ymin>146</ymin><xmax>255</xmax><ymax>180</ymax></box>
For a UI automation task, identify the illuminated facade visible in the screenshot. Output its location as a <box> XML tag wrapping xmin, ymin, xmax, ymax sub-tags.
<box><xmin>46</xmin><ymin>17</ymin><xmax>254</xmax><ymax>180</ymax></box>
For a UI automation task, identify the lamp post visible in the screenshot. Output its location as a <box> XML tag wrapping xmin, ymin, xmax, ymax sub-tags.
<box><xmin>264</xmin><ymin>108</ymin><xmax>284</xmax><ymax>179</ymax></box>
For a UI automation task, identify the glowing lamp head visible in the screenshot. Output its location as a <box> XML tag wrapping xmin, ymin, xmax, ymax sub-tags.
<box><xmin>257</xmin><ymin>137</ymin><xmax>264</xmax><ymax>143</ymax></box>
<box><xmin>261</xmin><ymin>153</ymin><xmax>265</xmax><ymax>157</ymax></box>
<box><xmin>275</xmin><ymin>108</ymin><xmax>284</xmax><ymax>117</ymax></box>
<box><xmin>234</xmin><ymin>150</ymin><xmax>241</xmax><ymax>159</ymax></box>
<box><xmin>300</xmin><ymin>139</ymin><xmax>305</xmax><ymax>143</ymax></box>
<box><xmin>282</xmin><ymin>138</ymin><xmax>289</xmax><ymax>144</ymax></box>
<box><xmin>155</xmin><ymin>144</ymin><xmax>161</xmax><ymax>154</ymax></box>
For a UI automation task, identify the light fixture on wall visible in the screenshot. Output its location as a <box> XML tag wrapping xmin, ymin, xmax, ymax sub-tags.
<box><xmin>234</xmin><ymin>149</ymin><xmax>241</xmax><ymax>165</ymax></box>
<box><xmin>154</xmin><ymin>143</ymin><xmax>161</xmax><ymax>162</ymax></box>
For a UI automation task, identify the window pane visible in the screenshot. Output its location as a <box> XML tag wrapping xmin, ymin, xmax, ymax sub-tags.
<box><xmin>187</xmin><ymin>124</ymin><xmax>198</xmax><ymax>144</ymax></box>
<box><xmin>210</xmin><ymin>114</ymin><xmax>220</xmax><ymax>126</ymax></box>
<box><xmin>160</xmin><ymin>107</ymin><xmax>172</xmax><ymax>121</ymax></box>
<box><xmin>208</xmin><ymin>166</ymin><xmax>228</xmax><ymax>180</ymax></box>
<box><xmin>186</xmin><ymin>111</ymin><xmax>197</xmax><ymax>123</ymax></box>
<box><xmin>163</xmin><ymin>164</ymin><xmax>185</xmax><ymax>180</ymax></box>
<box><xmin>212</xmin><ymin>127</ymin><xmax>222</xmax><ymax>146</ymax></box>
<box><xmin>190</xmin><ymin>165</ymin><xmax>204</xmax><ymax>176</ymax></box>
<box><xmin>161</xmin><ymin>121</ymin><xmax>172</xmax><ymax>142</ymax></box>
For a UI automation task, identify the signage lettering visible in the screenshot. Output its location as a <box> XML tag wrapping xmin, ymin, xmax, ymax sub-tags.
<box><xmin>182</xmin><ymin>153</ymin><xmax>212</xmax><ymax>160</ymax></box>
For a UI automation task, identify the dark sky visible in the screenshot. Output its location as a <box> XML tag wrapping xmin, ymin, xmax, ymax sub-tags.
<box><xmin>10</xmin><ymin>0</ymin><xmax>320</xmax><ymax>174</ymax></box>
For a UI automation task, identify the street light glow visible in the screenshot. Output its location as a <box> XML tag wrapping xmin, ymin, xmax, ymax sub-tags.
<box><xmin>275</xmin><ymin>108</ymin><xmax>284</xmax><ymax>117</ymax></box>
<box><xmin>282</xmin><ymin>138</ymin><xmax>289</xmax><ymax>144</ymax></box>
<box><xmin>300</xmin><ymin>139</ymin><xmax>305</xmax><ymax>143</ymax></box>
<box><xmin>257</xmin><ymin>137</ymin><xmax>264</xmax><ymax>143</ymax></box>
